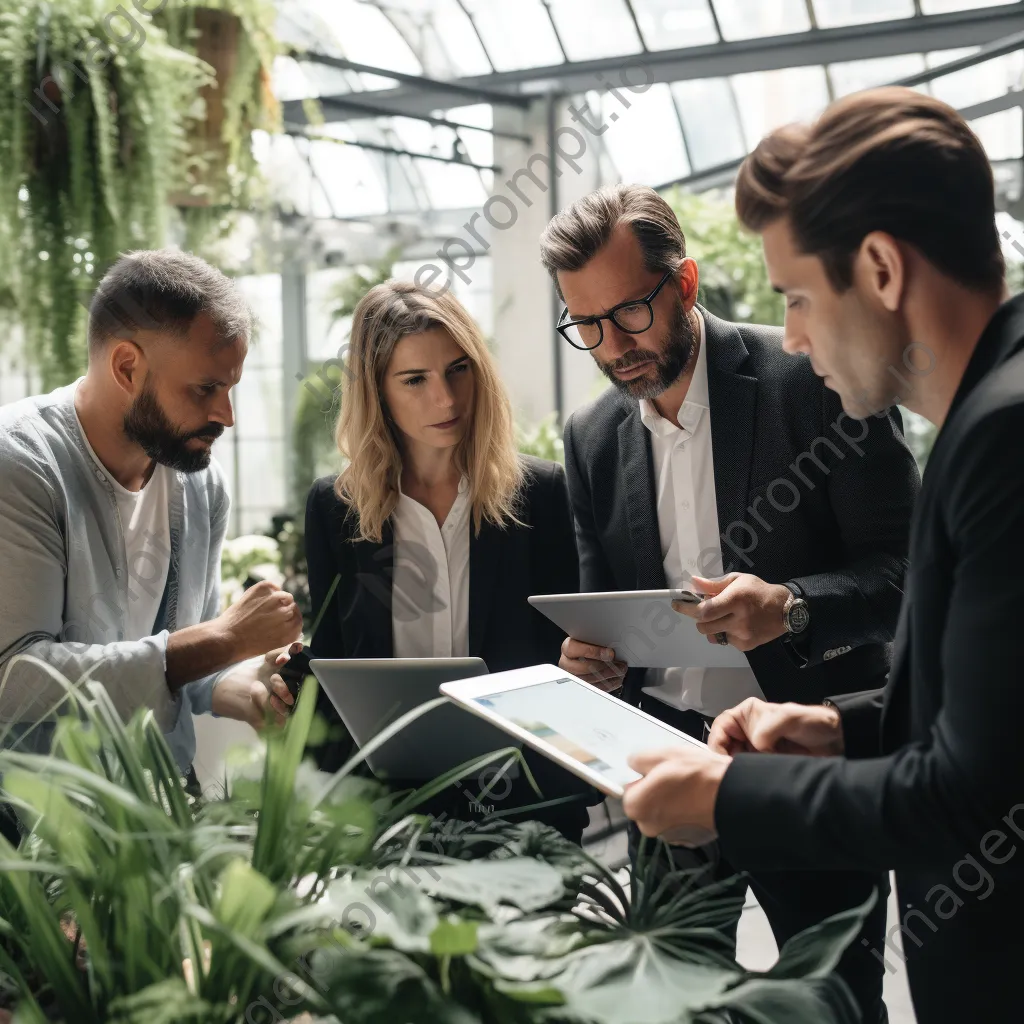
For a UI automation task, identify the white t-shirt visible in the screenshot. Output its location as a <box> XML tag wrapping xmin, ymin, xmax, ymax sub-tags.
<box><xmin>75</xmin><ymin>405</ymin><xmax>172</xmax><ymax>641</ymax></box>
<box><xmin>391</xmin><ymin>476</ymin><xmax>471</xmax><ymax>659</ymax></box>
<box><xmin>640</xmin><ymin>309</ymin><xmax>764</xmax><ymax>716</ymax></box>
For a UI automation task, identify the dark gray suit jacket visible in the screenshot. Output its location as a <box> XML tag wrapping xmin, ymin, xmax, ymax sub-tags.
<box><xmin>563</xmin><ymin>305</ymin><xmax>921</xmax><ymax>706</ymax></box>
<box><xmin>715</xmin><ymin>294</ymin><xmax>1024</xmax><ymax>1024</ymax></box>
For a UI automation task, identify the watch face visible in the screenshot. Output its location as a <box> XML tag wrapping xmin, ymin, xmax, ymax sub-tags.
<box><xmin>788</xmin><ymin>600</ymin><xmax>810</xmax><ymax>634</ymax></box>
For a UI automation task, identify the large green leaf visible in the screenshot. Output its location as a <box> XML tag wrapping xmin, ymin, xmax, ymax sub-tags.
<box><xmin>497</xmin><ymin>933</ymin><xmax>741</xmax><ymax>1024</ymax></box>
<box><xmin>416</xmin><ymin>857</ymin><xmax>564</xmax><ymax>915</ymax></box>
<box><xmin>320</xmin><ymin>875</ymin><xmax>441</xmax><ymax>953</ymax></box>
<box><xmin>310</xmin><ymin>946</ymin><xmax>482</xmax><ymax>1024</ymax></box>
<box><xmin>766</xmin><ymin>889</ymin><xmax>877</xmax><ymax>981</ymax></box>
<box><xmin>701</xmin><ymin>976</ymin><xmax>860</xmax><ymax>1024</ymax></box>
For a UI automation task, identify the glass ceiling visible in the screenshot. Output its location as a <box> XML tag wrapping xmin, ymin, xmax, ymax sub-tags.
<box><xmin>265</xmin><ymin>0</ymin><xmax>1024</xmax><ymax>220</ymax></box>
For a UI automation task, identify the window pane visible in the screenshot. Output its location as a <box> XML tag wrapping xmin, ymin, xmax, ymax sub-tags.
<box><xmin>414</xmin><ymin>159</ymin><xmax>489</xmax><ymax>210</ymax></box>
<box><xmin>673</xmin><ymin>78</ymin><xmax>746</xmax><ymax>170</ymax></box>
<box><xmin>811</xmin><ymin>0</ymin><xmax>914</xmax><ymax>27</ymax></box>
<box><xmin>828</xmin><ymin>54</ymin><xmax>926</xmax><ymax>97</ymax></box>
<box><xmin>547</xmin><ymin>0</ymin><xmax>643</xmax><ymax>61</ymax></box>
<box><xmin>929</xmin><ymin>52</ymin><xmax>1024</xmax><ymax>110</ymax></box>
<box><xmin>630</xmin><ymin>0</ymin><xmax>720</xmax><ymax>49</ymax></box>
<box><xmin>375</xmin><ymin>0</ymin><xmax>493</xmax><ymax>77</ymax></box>
<box><xmin>711</xmin><ymin>0</ymin><xmax>811</xmax><ymax>41</ymax></box>
<box><xmin>312</xmin><ymin>0</ymin><xmax>422</xmax><ymax>77</ymax></box>
<box><xmin>921</xmin><ymin>0</ymin><xmax>1019</xmax><ymax>12</ymax></box>
<box><xmin>970</xmin><ymin>107</ymin><xmax>1024</xmax><ymax>162</ymax></box>
<box><xmin>730</xmin><ymin>67</ymin><xmax>830</xmax><ymax>149</ymax></box>
<box><xmin>460</xmin><ymin>0</ymin><xmax>565</xmax><ymax>71</ymax></box>
<box><xmin>600</xmin><ymin>83</ymin><xmax>689</xmax><ymax>186</ymax></box>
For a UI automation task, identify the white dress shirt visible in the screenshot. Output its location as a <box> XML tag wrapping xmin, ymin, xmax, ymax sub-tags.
<box><xmin>640</xmin><ymin>309</ymin><xmax>764</xmax><ymax>716</ymax></box>
<box><xmin>391</xmin><ymin>476</ymin><xmax>471</xmax><ymax>659</ymax></box>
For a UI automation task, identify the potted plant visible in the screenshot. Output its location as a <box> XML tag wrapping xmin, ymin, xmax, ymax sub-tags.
<box><xmin>0</xmin><ymin>666</ymin><xmax>873</xmax><ymax>1023</ymax></box>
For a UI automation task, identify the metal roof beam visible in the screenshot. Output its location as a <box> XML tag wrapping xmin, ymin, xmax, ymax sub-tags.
<box><xmin>304</xmin><ymin>4</ymin><xmax>1024</xmax><ymax>120</ymax></box>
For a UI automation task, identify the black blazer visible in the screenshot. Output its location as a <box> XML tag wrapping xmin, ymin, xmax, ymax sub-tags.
<box><xmin>563</xmin><ymin>305</ymin><xmax>921</xmax><ymax>707</ymax></box>
<box><xmin>304</xmin><ymin>455</ymin><xmax>596</xmax><ymax>832</ymax></box>
<box><xmin>716</xmin><ymin>294</ymin><xmax>1024</xmax><ymax>1023</ymax></box>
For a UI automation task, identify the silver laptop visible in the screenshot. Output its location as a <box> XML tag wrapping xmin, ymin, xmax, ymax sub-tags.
<box><xmin>309</xmin><ymin>657</ymin><xmax>521</xmax><ymax>781</ymax></box>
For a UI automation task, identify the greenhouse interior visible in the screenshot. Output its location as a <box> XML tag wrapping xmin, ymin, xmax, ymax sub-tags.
<box><xmin>1</xmin><ymin>1</ymin><xmax>1023</xmax><ymax>1022</ymax></box>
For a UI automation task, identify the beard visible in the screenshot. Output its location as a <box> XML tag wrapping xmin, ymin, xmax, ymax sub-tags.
<box><xmin>596</xmin><ymin>300</ymin><xmax>697</xmax><ymax>400</ymax></box>
<box><xmin>123</xmin><ymin>381</ymin><xmax>223</xmax><ymax>473</ymax></box>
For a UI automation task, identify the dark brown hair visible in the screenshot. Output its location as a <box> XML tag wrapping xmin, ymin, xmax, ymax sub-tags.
<box><xmin>88</xmin><ymin>249</ymin><xmax>255</xmax><ymax>352</ymax></box>
<box><xmin>735</xmin><ymin>86</ymin><xmax>1004</xmax><ymax>293</ymax></box>
<box><xmin>539</xmin><ymin>184</ymin><xmax>686</xmax><ymax>296</ymax></box>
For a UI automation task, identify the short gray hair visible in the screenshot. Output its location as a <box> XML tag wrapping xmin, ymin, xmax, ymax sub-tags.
<box><xmin>539</xmin><ymin>184</ymin><xmax>686</xmax><ymax>297</ymax></box>
<box><xmin>88</xmin><ymin>248</ymin><xmax>256</xmax><ymax>351</ymax></box>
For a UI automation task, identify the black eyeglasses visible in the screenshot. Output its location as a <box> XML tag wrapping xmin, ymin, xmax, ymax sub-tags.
<box><xmin>556</xmin><ymin>271</ymin><xmax>674</xmax><ymax>351</ymax></box>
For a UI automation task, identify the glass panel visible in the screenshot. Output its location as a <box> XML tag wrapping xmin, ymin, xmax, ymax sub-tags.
<box><xmin>672</xmin><ymin>78</ymin><xmax>746</xmax><ymax>170</ymax></box>
<box><xmin>236</xmin><ymin>276</ymin><xmax>282</xmax><ymax>370</ymax></box>
<box><xmin>374</xmin><ymin>0</ymin><xmax>493</xmax><ymax>77</ymax></box>
<box><xmin>547</xmin><ymin>0</ymin><xmax>643</xmax><ymax>61</ymax></box>
<box><xmin>921</xmin><ymin>0</ymin><xmax>1019</xmax><ymax>12</ymax></box>
<box><xmin>928</xmin><ymin>52</ymin><xmax>1024</xmax><ymax>110</ymax></box>
<box><xmin>235</xmin><ymin>367</ymin><xmax>284</xmax><ymax>440</ymax></box>
<box><xmin>970</xmin><ymin>107</ymin><xmax>1024</xmax><ymax>161</ymax></box>
<box><xmin>414</xmin><ymin>159</ymin><xmax>489</xmax><ymax>210</ymax></box>
<box><xmin>312</xmin><ymin>0</ymin><xmax>422</xmax><ymax>76</ymax></box>
<box><xmin>730</xmin><ymin>66</ymin><xmax>830</xmax><ymax>149</ymax></box>
<box><xmin>599</xmin><ymin>83</ymin><xmax>689</xmax><ymax>186</ymax></box>
<box><xmin>811</xmin><ymin>0</ymin><xmax>913</xmax><ymax>27</ymax></box>
<box><xmin>262</xmin><ymin>131</ymin><xmax>393</xmax><ymax>220</ymax></box>
<box><xmin>710</xmin><ymin>0</ymin><xmax>811</xmax><ymax>41</ymax></box>
<box><xmin>828</xmin><ymin>54</ymin><xmax>926</xmax><ymax>97</ymax></box>
<box><xmin>460</xmin><ymin>0</ymin><xmax>565</xmax><ymax>71</ymax></box>
<box><xmin>237</xmin><ymin>438</ymin><xmax>287</xmax><ymax>512</ymax></box>
<box><xmin>443</xmin><ymin>105</ymin><xmax>494</xmax><ymax>171</ymax></box>
<box><xmin>630</xmin><ymin>0</ymin><xmax>720</xmax><ymax>49</ymax></box>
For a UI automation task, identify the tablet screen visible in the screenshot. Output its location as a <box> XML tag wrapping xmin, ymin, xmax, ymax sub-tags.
<box><xmin>471</xmin><ymin>676</ymin><xmax>698</xmax><ymax>791</ymax></box>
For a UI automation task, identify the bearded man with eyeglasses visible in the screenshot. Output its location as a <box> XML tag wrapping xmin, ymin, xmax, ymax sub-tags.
<box><xmin>540</xmin><ymin>184</ymin><xmax>921</xmax><ymax>1024</ymax></box>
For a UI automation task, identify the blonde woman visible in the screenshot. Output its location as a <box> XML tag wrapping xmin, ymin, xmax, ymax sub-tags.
<box><xmin>303</xmin><ymin>280</ymin><xmax>596</xmax><ymax>843</ymax></box>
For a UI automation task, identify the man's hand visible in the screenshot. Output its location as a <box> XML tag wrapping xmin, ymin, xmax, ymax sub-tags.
<box><xmin>671</xmin><ymin>573</ymin><xmax>791</xmax><ymax>651</ymax></box>
<box><xmin>559</xmin><ymin>637</ymin><xmax>628</xmax><ymax>693</ymax></box>
<box><xmin>622</xmin><ymin>745</ymin><xmax>731</xmax><ymax>842</ymax></box>
<box><xmin>218</xmin><ymin>581</ymin><xmax>303</xmax><ymax>663</ymax></box>
<box><xmin>708</xmin><ymin>697</ymin><xmax>844</xmax><ymax>757</ymax></box>
<box><xmin>211</xmin><ymin>644</ymin><xmax>299</xmax><ymax>730</ymax></box>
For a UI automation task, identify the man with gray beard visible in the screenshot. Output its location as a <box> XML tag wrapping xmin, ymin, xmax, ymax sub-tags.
<box><xmin>541</xmin><ymin>184</ymin><xmax>920</xmax><ymax>1023</ymax></box>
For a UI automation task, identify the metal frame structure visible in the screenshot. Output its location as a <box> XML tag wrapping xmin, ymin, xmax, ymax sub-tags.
<box><xmin>655</xmin><ymin>28</ymin><xmax>1024</xmax><ymax>193</ymax></box>
<box><xmin>291</xmin><ymin>3</ymin><xmax>1024</xmax><ymax>124</ymax></box>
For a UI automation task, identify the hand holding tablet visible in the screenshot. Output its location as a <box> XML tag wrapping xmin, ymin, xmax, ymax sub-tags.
<box><xmin>440</xmin><ymin>664</ymin><xmax>720</xmax><ymax>846</ymax></box>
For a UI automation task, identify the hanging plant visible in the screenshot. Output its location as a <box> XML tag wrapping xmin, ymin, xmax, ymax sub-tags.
<box><xmin>0</xmin><ymin>1</ymin><xmax>209</xmax><ymax>386</ymax></box>
<box><xmin>0</xmin><ymin>0</ymin><xmax>280</xmax><ymax>389</ymax></box>
<box><xmin>158</xmin><ymin>0</ymin><xmax>281</xmax><ymax>248</ymax></box>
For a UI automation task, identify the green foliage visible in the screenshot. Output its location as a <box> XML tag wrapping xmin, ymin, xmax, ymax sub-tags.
<box><xmin>516</xmin><ymin>413</ymin><xmax>564</xmax><ymax>464</ymax></box>
<box><xmin>157</xmin><ymin>0</ymin><xmax>280</xmax><ymax>213</ymax></box>
<box><xmin>665</xmin><ymin>188</ymin><xmax>785</xmax><ymax>327</ymax></box>
<box><xmin>0</xmin><ymin>0</ymin><xmax>278</xmax><ymax>388</ymax></box>
<box><xmin>0</xmin><ymin>664</ymin><xmax>874</xmax><ymax>1024</ymax></box>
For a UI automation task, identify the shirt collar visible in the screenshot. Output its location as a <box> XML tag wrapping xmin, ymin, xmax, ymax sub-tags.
<box><xmin>639</xmin><ymin>307</ymin><xmax>709</xmax><ymax>436</ymax></box>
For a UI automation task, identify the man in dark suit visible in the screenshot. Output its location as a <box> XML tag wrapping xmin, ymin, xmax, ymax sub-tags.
<box><xmin>539</xmin><ymin>183</ymin><xmax>920</xmax><ymax>1022</ymax></box>
<box><xmin>622</xmin><ymin>87</ymin><xmax>1024</xmax><ymax>1024</ymax></box>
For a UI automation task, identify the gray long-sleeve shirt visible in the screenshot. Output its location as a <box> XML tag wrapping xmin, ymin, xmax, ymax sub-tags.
<box><xmin>0</xmin><ymin>383</ymin><xmax>228</xmax><ymax>770</ymax></box>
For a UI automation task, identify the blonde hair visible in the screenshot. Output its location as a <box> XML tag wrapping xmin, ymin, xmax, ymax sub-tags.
<box><xmin>335</xmin><ymin>280</ymin><xmax>525</xmax><ymax>542</ymax></box>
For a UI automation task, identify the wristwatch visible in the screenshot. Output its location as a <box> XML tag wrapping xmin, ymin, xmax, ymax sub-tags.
<box><xmin>782</xmin><ymin>581</ymin><xmax>810</xmax><ymax>635</ymax></box>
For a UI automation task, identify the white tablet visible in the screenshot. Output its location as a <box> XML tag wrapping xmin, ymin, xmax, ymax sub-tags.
<box><xmin>439</xmin><ymin>663</ymin><xmax>708</xmax><ymax>799</ymax></box>
<box><xmin>528</xmin><ymin>590</ymin><xmax>750</xmax><ymax>669</ymax></box>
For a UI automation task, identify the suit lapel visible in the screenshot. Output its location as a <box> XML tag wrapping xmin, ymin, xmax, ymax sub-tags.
<box><xmin>469</xmin><ymin>517</ymin><xmax>502</xmax><ymax>657</ymax></box>
<box><xmin>351</xmin><ymin>521</ymin><xmax>395</xmax><ymax>657</ymax></box>
<box><xmin>618</xmin><ymin>409</ymin><xmax>667</xmax><ymax>590</ymax></box>
<box><xmin>702</xmin><ymin>307</ymin><xmax>758</xmax><ymax>574</ymax></box>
